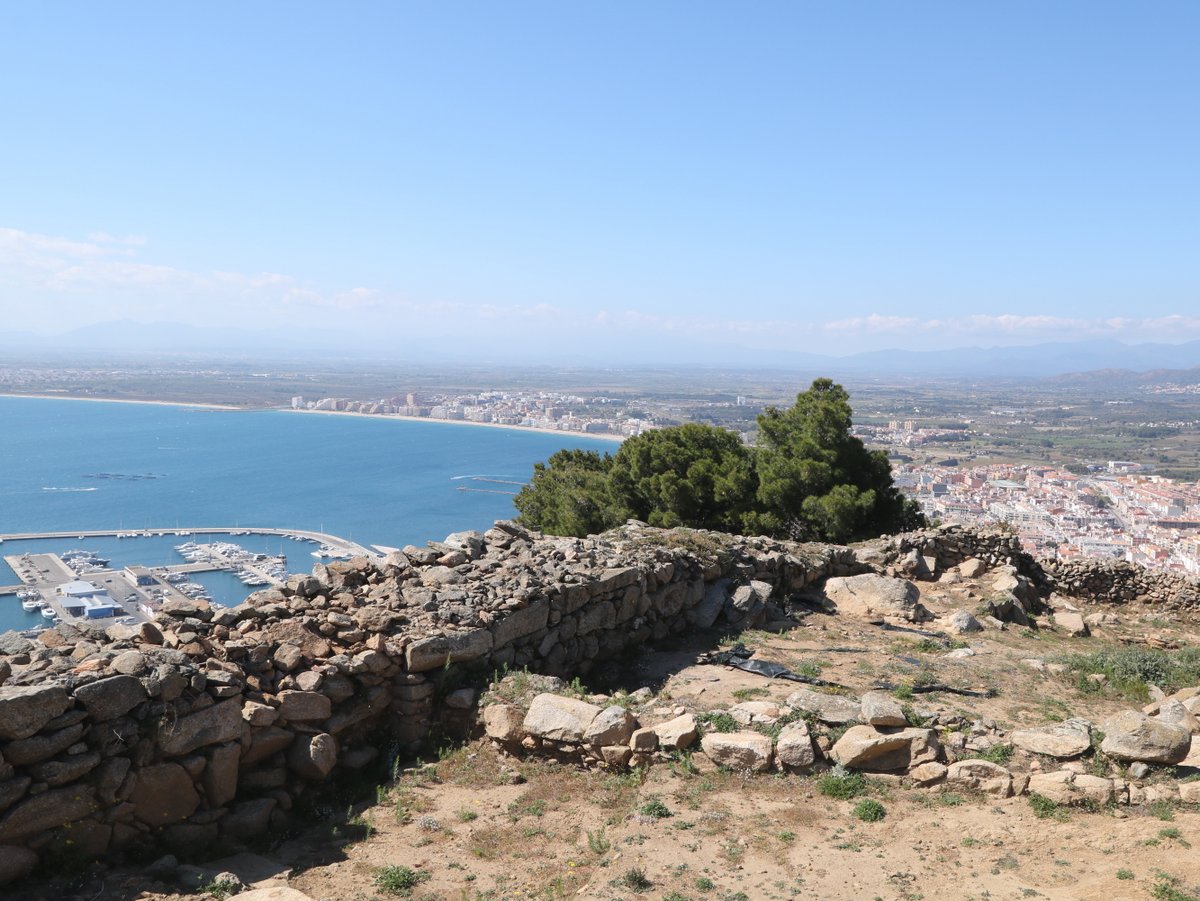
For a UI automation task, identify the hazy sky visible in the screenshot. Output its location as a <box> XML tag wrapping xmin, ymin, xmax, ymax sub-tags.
<box><xmin>1</xmin><ymin>2</ymin><xmax>1197</xmax><ymax>361</ymax></box>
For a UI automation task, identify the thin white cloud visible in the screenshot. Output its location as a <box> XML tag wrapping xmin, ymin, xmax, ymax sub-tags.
<box><xmin>86</xmin><ymin>231</ymin><xmax>148</xmax><ymax>247</ymax></box>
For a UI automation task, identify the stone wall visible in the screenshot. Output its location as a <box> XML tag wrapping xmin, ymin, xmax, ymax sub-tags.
<box><xmin>0</xmin><ymin>521</ymin><xmax>858</xmax><ymax>882</ymax></box>
<box><xmin>1042</xmin><ymin>559</ymin><xmax>1200</xmax><ymax>610</ymax></box>
<box><xmin>871</xmin><ymin>523</ymin><xmax>1200</xmax><ymax>611</ymax></box>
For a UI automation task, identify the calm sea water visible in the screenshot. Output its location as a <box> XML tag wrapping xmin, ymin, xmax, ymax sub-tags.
<box><xmin>0</xmin><ymin>396</ymin><xmax>616</xmax><ymax>632</ymax></box>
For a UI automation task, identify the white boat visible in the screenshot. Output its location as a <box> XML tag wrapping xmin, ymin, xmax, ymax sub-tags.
<box><xmin>21</xmin><ymin>599</ymin><xmax>40</xmax><ymax>611</ymax></box>
<box><xmin>41</xmin><ymin>606</ymin><xmax>57</xmax><ymax>619</ymax></box>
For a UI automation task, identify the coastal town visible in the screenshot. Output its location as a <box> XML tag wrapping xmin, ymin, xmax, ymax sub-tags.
<box><xmin>897</xmin><ymin>462</ymin><xmax>1200</xmax><ymax>575</ymax></box>
<box><xmin>293</xmin><ymin>389</ymin><xmax>660</xmax><ymax>438</ymax></box>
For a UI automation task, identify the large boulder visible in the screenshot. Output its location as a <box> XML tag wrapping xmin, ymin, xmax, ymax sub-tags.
<box><xmin>945</xmin><ymin>759</ymin><xmax>1013</xmax><ymax>798</ymax></box>
<box><xmin>74</xmin><ymin>675</ymin><xmax>147</xmax><ymax>721</ymax></box>
<box><xmin>860</xmin><ymin>691</ymin><xmax>906</xmax><ymax>727</ymax></box>
<box><xmin>723</xmin><ymin>580</ymin><xmax>773</xmax><ymax>628</ymax></box>
<box><xmin>822</xmin><ymin>574</ymin><xmax>928</xmax><ymax>622</ymax></box>
<box><xmin>158</xmin><ymin>698</ymin><xmax>243</xmax><ymax>756</ymax></box>
<box><xmin>785</xmin><ymin>688</ymin><xmax>860</xmax><ymax>724</ymax></box>
<box><xmin>700</xmin><ymin>732</ymin><xmax>773</xmax><ymax>772</ymax></box>
<box><xmin>1100</xmin><ymin>710</ymin><xmax>1191</xmax><ymax>764</ymax></box>
<box><xmin>405</xmin><ymin>629</ymin><xmax>493</xmax><ymax>672</ymax></box>
<box><xmin>774</xmin><ymin>721</ymin><xmax>815</xmax><ymax>769</ymax></box>
<box><xmin>288</xmin><ymin>733</ymin><xmax>338</xmax><ymax>780</ymax></box>
<box><xmin>0</xmin><ymin>685</ymin><xmax>70</xmax><ymax>741</ymax></box>
<box><xmin>522</xmin><ymin>694</ymin><xmax>602</xmax><ymax>742</ymax></box>
<box><xmin>1010</xmin><ymin>718</ymin><xmax>1093</xmax><ymax>759</ymax></box>
<box><xmin>651</xmin><ymin>713</ymin><xmax>698</xmax><ymax>750</ymax></box>
<box><xmin>0</xmin><ymin>787</ymin><xmax>97</xmax><ymax>842</ymax></box>
<box><xmin>129</xmin><ymin>763</ymin><xmax>200</xmax><ymax>827</ymax></box>
<box><xmin>830</xmin><ymin>726</ymin><xmax>940</xmax><ymax>771</ymax></box>
<box><xmin>583</xmin><ymin>706</ymin><xmax>637</xmax><ymax>748</ymax></box>
<box><xmin>277</xmin><ymin>690</ymin><xmax>332</xmax><ymax>722</ymax></box>
<box><xmin>482</xmin><ymin>704</ymin><xmax>526</xmax><ymax>744</ymax></box>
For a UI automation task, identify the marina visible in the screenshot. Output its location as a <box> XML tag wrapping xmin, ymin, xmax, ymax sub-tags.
<box><xmin>0</xmin><ymin>527</ymin><xmax>376</xmax><ymax>635</ymax></box>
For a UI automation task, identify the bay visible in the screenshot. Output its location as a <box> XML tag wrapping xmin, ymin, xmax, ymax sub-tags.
<box><xmin>0</xmin><ymin>396</ymin><xmax>618</xmax><ymax>632</ymax></box>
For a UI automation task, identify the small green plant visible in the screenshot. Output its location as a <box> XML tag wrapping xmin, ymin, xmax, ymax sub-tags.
<box><xmin>696</xmin><ymin>876</ymin><xmax>716</xmax><ymax>891</ymax></box>
<box><xmin>962</xmin><ymin>837</ymin><xmax>981</xmax><ymax>848</ymax></box>
<box><xmin>669</xmin><ymin>750</ymin><xmax>701</xmax><ymax>777</ymax></box>
<box><xmin>938</xmin><ymin>792</ymin><xmax>965</xmax><ymax>807</ymax></box>
<box><xmin>695</xmin><ymin>711</ymin><xmax>737</xmax><ymax>734</ymax></box>
<box><xmin>1028</xmin><ymin>792</ymin><xmax>1068</xmax><ymax>821</ymax></box>
<box><xmin>620</xmin><ymin>866</ymin><xmax>653</xmax><ymax>892</ymax></box>
<box><xmin>457</xmin><ymin>807</ymin><xmax>478</xmax><ymax>822</ymax></box>
<box><xmin>852</xmin><ymin>799</ymin><xmax>887</xmax><ymax>822</ymax></box>
<box><xmin>796</xmin><ymin>660</ymin><xmax>824</xmax><ymax>678</ymax></box>
<box><xmin>374</xmin><ymin>865</ymin><xmax>431</xmax><ymax>896</ymax></box>
<box><xmin>1116</xmin><ymin>869</ymin><xmax>1134</xmax><ymax>880</ymax></box>
<box><xmin>732</xmin><ymin>686</ymin><xmax>769</xmax><ymax>701</ymax></box>
<box><xmin>1149</xmin><ymin>800</ymin><xmax>1177</xmax><ymax>821</ymax></box>
<box><xmin>778</xmin><ymin>830</ymin><xmax>796</xmax><ymax>843</ymax></box>
<box><xmin>638</xmin><ymin>797</ymin><xmax>673</xmax><ymax>819</ymax></box>
<box><xmin>1152</xmin><ymin>875</ymin><xmax>1200</xmax><ymax>901</ymax></box>
<box><xmin>202</xmin><ymin>878</ymin><xmax>241</xmax><ymax>901</ymax></box>
<box><xmin>978</xmin><ymin>743</ymin><xmax>1013</xmax><ymax>765</ymax></box>
<box><xmin>818</xmin><ymin>765</ymin><xmax>866</xmax><ymax>800</ymax></box>
<box><xmin>587</xmin><ymin>827</ymin><xmax>611</xmax><ymax>854</ymax></box>
<box><xmin>892</xmin><ymin>684</ymin><xmax>914</xmax><ymax>701</ymax></box>
<box><xmin>1158</xmin><ymin>827</ymin><xmax>1191</xmax><ymax>848</ymax></box>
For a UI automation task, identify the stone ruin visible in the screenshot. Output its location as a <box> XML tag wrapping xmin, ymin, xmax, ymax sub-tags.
<box><xmin>1</xmin><ymin>520</ymin><xmax>1198</xmax><ymax>884</ymax></box>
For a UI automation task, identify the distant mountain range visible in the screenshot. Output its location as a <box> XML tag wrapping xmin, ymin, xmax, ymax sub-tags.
<box><xmin>2</xmin><ymin>320</ymin><xmax>1198</xmax><ymax>379</ymax></box>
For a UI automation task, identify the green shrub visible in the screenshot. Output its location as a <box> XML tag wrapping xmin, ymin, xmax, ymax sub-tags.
<box><xmin>620</xmin><ymin>866</ymin><xmax>653</xmax><ymax>892</ymax></box>
<box><xmin>638</xmin><ymin>797</ymin><xmax>673</xmax><ymax>819</ymax></box>
<box><xmin>1028</xmin><ymin>792</ymin><xmax>1068</xmax><ymax>821</ymax></box>
<box><xmin>817</xmin><ymin>765</ymin><xmax>866</xmax><ymax>800</ymax></box>
<box><xmin>695</xmin><ymin>711</ymin><xmax>737</xmax><ymax>734</ymax></box>
<box><xmin>978</xmin><ymin>743</ymin><xmax>1013</xmax><ymax>765</ymax></box>
<box><xmin>1060</xmin><ymin>647</ymin><xmax>1200</xmax><ymax>699</ymax></box>
<box><xmin>852</xmin><ymin>799</ymin><xmax>887</xmax><ymax>822</ymax></box>
<box><xmin>374</xmin><ymin>865</ymin><xmax>431</xmax><ymax>896</ymax></box>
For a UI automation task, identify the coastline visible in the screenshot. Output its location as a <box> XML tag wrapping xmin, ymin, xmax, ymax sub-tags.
<box><xmin>284</xmin><ymin>407</ymin><xmax>626</xmax><ymax>443</ymax></box>
<box><xmin>0</xmin><ymin>393</ymin><xmax>243</xmax><ymax>411</ymax></box>
<box><xmin>0</xmin><ymin>392</ymin><xmax>626</xmax><ymax>442</ymax></box>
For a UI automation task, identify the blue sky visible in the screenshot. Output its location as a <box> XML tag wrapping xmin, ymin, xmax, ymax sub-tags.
<box><xmin>1</xmin><ymin>2</ymin><xmax>1197</xmax><ymax>361</ymax></box>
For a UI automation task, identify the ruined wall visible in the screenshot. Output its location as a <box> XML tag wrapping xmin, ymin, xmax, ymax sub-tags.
<box><xmin>869</xmin><ymin>523</ymin><xmax>1200</xmax><ymax>611</ymax></box>
<box><xmin>0</xmin><ymin>521</ymin><xmax>858</xmax><ymax>880</ymax></box>
<box><xmin>1041</xmin><ymin>559</ymin><xmax>1200</xmax><ymax>610</ymax></box>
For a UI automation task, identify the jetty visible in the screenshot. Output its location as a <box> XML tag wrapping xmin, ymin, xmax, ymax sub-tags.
<box><xmin>0</xmin><ymin>526</ymin><xmax>375</xmax><ymax>557</ymax></box>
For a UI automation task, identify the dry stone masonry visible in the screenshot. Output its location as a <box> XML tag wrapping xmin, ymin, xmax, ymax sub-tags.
<box><xmin>0</xmin><ymin>520</ymin><xmax>858</xmax><ymax>882</ymax></box>
<box><xmin>1</xmin><ymin>520</ymin><xmax>1199</xmax><ymax>884</ymax></box>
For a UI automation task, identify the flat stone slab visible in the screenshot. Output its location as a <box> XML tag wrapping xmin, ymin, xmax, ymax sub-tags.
<box><xmin>785</xmin><ymin>688</ymin><xmax>860</xmax><ymax>724</ymax></box>
<box><xmin>1010</xmin><ymin>718</ymin><xmax>1092</xmax><ymax>759</ymax></box>
<box><xmin>523</xmin><ymin>693</ymin><xmax>602</xmax><ymax>742</ymax></box>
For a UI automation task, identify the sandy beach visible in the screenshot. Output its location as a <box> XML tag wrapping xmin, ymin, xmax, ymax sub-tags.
<box><xmin>0</xmin><ymin>393</ymin><xmax>626</xmax><ymax>442</ymax></box>
<box><xmin>0</xmin><ymin>392</ymin><xmax>244</xmax><ymax>411</ymax></box>
<box><xmin>284</xmin><ymin>407</ymin><xmax>626</xmax><ymax>442</ymax></box>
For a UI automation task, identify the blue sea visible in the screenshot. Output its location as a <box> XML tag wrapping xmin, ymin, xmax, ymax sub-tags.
<box><xmin>0</xmin><ymin>396</ymin><xmax>617</xmax><ymax>633</ymax></box>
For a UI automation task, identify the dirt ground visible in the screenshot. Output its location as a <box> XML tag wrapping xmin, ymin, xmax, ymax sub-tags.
<box><xmin>30</xmin><ymin>576</ymin><xmax>1200</xmax><ymax>901</ymax></box>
